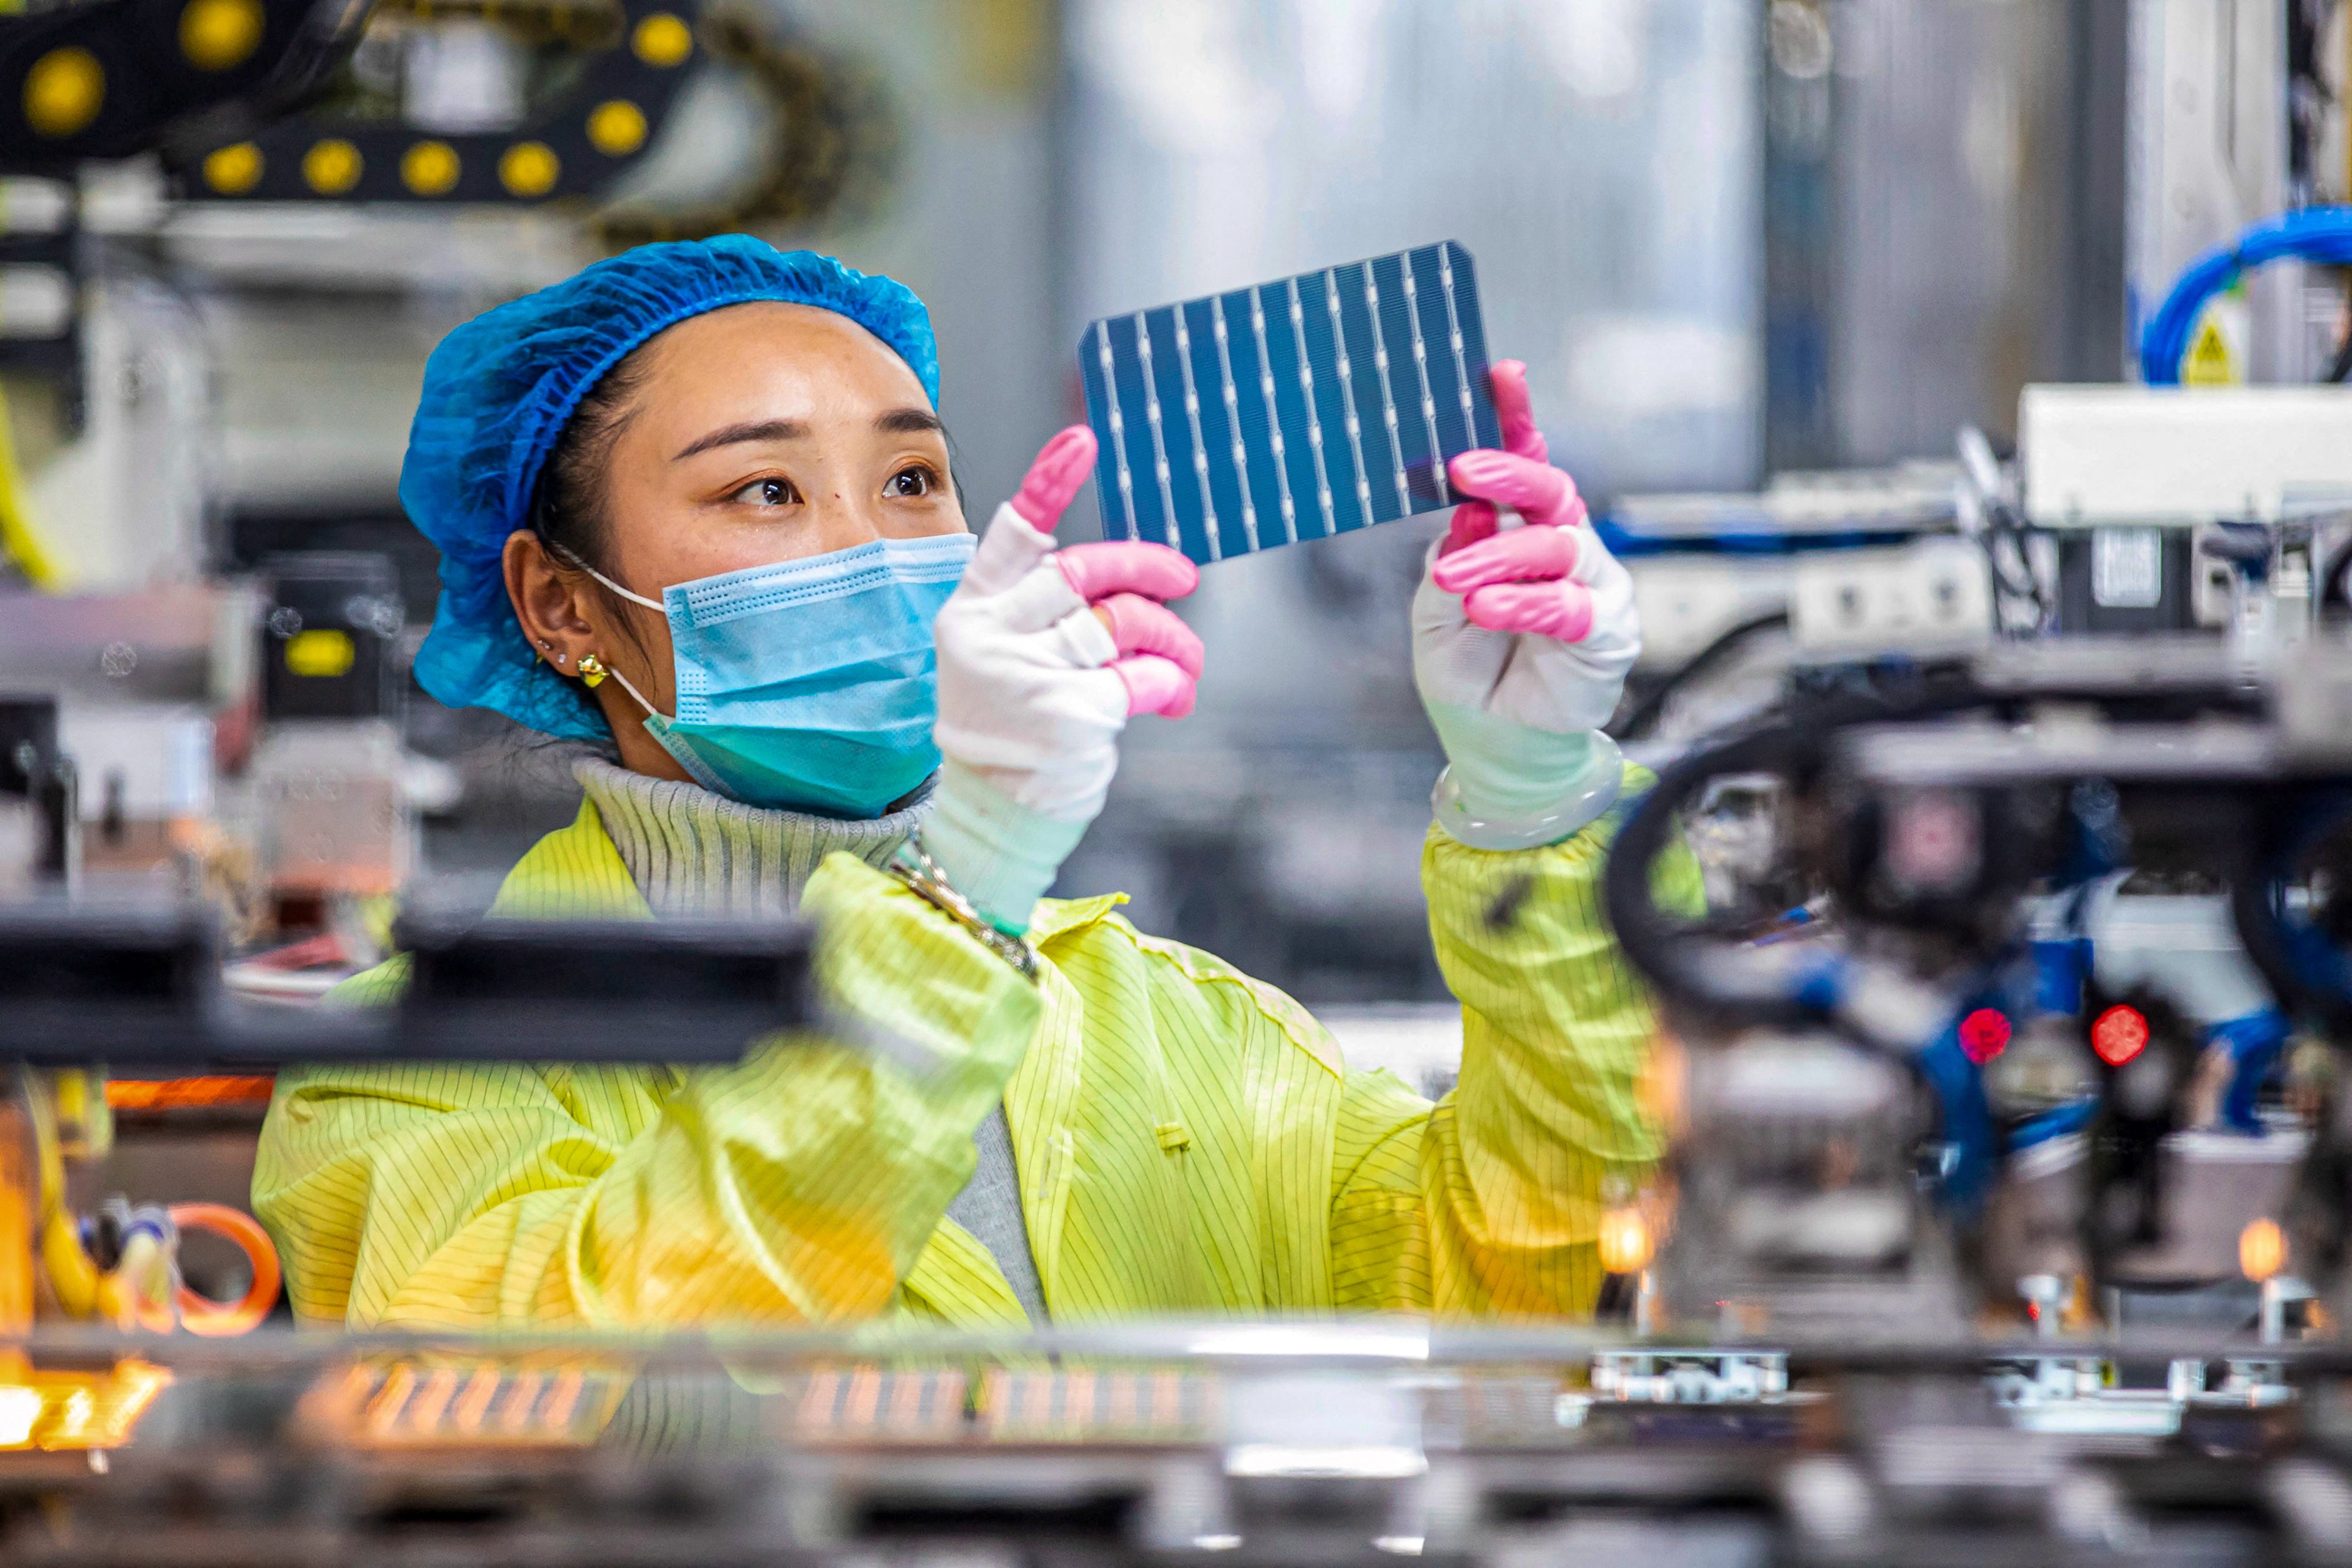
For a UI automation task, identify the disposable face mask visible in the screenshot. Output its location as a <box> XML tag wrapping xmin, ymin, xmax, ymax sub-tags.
<box><xmin>584</xmin><ymin>533</ymin><xmax>974</xmax><ymax>818</ymax></box>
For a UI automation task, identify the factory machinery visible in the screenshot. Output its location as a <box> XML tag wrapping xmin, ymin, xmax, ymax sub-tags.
<box><xmin>14</xmin><ymin>5</ymin><xmax>2352</xmax><ymax>1568</ymax></box>
<box><xmin>7</xmin><ymin>412</ymin><xmax>2352</xmax><ymax>1566</ymax></box>
<box><xmin>14</xmin><ymin>1319</ymin><xmax>2352</xmax><ymax>1568</ymax></box>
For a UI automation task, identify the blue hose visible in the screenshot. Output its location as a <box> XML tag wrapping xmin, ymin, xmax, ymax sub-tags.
<box><xmin>2139</xmin><ymin>206</ymin><xmax>2352</xmax><ymax>385</ymax></box>
<box><xmin>2208</xmin><ymin>1010</ymin><xmax>2293</xmax><ymax>1135</ymax></box>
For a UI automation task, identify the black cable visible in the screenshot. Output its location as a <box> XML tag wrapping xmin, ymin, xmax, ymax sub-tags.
<box><xmin>2229</xmin><ymin>790</ymin><xmax>2352</xmax><ymax>1041</ymax></box>
<box><xmin>1608</xmin><ymin>610</ymin><xmax>1790</xmax><ymax>744</ymax></box>
<box><xmin>1996</xmin><ymin>526</ymin><xmax>2047</xmax><ymax>615</ymax></box>
<box><xmin>1601</xmin><ymin>716</ymin><xmax>1821</xmax><ymax>1032</ymax></box>
<box><xmin>1602</xmin><ymin>677</ymin><xmax>1993</xmax><ymax>1034</ymax></box>
<box><xmin>1602</xmin><ymin>671</ymin><xmax>2266</xmax><ymax>1041</ymax></box>
<box><xmin>1977</xmin><ymin>498</ymin><xmax>2049</xmax><ymax>628</ymax></box>
<box><xmin>2323</xmin><ymin>535</ymin><xmax>2352</xmax><ymax>609</ymax></box>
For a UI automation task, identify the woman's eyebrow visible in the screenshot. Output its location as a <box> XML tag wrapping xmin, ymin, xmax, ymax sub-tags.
<box><xmin>671</xmin><ymin>418</ymin><xmax>808</xmax><ymax>461</ymax></box>
<box><xmin>876</xmin><ymin>407</ymin><xmax>944</xmax><ymax>436</ymax></box>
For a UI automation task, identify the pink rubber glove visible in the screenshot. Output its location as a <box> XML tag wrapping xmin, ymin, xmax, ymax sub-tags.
<box><xmin>1410</xmin><ymin>363</ymin><xmax>1638</xmax><ymax>848</ymax></box>
<box><xmin>1433</xmin><ymin>450</ymin><xmax>1594</xmax><ymax>641</ymax></box>
<box><xmin>1004</xmin><ymin>426</ymin><xmax>1202</xmax><ymax>720</ymax></box>
<box><xmin>927</xmin><ymin>429</ymin><xmax>1204</xmax><ymax>931</ymax></box>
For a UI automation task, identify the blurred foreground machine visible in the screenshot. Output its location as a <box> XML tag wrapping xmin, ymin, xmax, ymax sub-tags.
<box><xmin>12</xmin><ymin>1320</ymin><xmax>2352</xmax><ymax>1567</ymax></box>
<box><xmin>1601</xmin><ymin>377</ymin><xmax>2352</xmax><ymax>1349</ymax></box>
<box><xmin>0</xmin><ymin>0</ymin><xmax>824</xmax><ymax>1457</ymax></box>
<box><xmin>13</xmin><ymin>12</ymin><xmax>2352</xmax><ymax>1568</ymax></box>
<box><xmin>0</xmin><ymin>0</ymin><xmax>898</xmax><ymax>955</ymax></box>
<box><xmin>7</xmin><ymin>385</ymin><xmax>2352</xmax><ymax>1568</ymax></box>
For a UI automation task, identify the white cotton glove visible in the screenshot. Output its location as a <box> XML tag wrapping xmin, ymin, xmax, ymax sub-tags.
<box><xmin>1411</xmin><ymin>361</ymin><xmax>1639</xmax><ymax>850</ymax></box>
<box><xmin>926</xmin><ymin>426</ymin><xmax>1202</xmax><ymax>932</ymax></box>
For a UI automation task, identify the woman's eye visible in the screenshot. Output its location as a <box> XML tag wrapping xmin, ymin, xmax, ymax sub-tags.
<box><xmin>729</xmin><ymin>477</ymin><xmax>798</xmax><ymax>507</ymax></box>
<box><xmin>887</xmin><ymin>466</ymin><xmax>937</xmax><ymax>499</ymax></box>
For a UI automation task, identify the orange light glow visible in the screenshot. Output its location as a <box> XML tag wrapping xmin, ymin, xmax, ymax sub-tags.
<box><xmin>542</xmin><ymin>1368</ymin><xmax>584</xmax><ymax>1429</ymax></box>
<box><xmin>2241</xmin><ymin>1218</ymin><xmax>2288</xmax><ymax>1283</ymax></box>
<box><xmin>305</xmin><ymin>1359</ymin><xmax>626</xmax><ymax>1448</ymax></box>
<box><xmin>499</xmin><ymin>1371</ymin><xmax>543</xmax><ymax>1433</ymax></box>
<box><xmin>106</xmin><ymin>1076</ymin><xmax>274</xmax><ymax>1112</ymax></box>
<box><xmin>408</xmin><ymin>1368</ymin><xmax>459</xmax><ymax>1433</ymax></box>
<box><xmin>1598</xmin><ymin>1205</ymin><xmax>1655</xmax><ymax>1275</ymax></box>
<box><xmin>0</xmin><ymin>1360</ymin><xmax>171</xmax><ymax>1451</ymax></box>
<box><xmin>452</xmin><ymin>1369</ymin><xmax>497</xmax><ymax>1433</ymax></box>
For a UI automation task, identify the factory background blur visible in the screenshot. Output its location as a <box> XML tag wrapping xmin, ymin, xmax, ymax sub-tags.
<box><xmin>10</xmin><ymin>4</ymin><xmax>2352</xmax><ymax>1560</ymax></box>
<box><xmin>0</xmin><ymin>0</ymin><xmax>2334</xmax><ymax>1139</ymax></box>
<box><xmin>12</xmin><ymin>0</ymin><xmax>2251</xmax><ymax>1011</ymax></box>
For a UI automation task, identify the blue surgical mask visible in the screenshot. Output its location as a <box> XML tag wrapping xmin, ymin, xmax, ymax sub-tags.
<box><xmin>585</xmin><ymin>533</ymin><xmax>973</xmax><ymax>818</ymax></box>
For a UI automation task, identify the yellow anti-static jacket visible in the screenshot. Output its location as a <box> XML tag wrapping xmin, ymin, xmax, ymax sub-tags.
<box><xmin>253</xmin><ymin>767</ymin><xmax>1692</xmax><ymax>1329</ymax></box>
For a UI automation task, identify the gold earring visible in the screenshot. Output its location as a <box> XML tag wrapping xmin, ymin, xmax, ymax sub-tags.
<box><xmin>577</xmin><ymin>653</ymin><xmax>607</xmax><ymax>690</ymax></box>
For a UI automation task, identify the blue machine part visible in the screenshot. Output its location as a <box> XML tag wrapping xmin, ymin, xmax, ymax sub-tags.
<box><xmin>2207</xmin><ymin>1010</ymin><xmax>2293</xmax><ymax>1136</ymax></box>
<box><xmin>1590</xmin><ymin>516</ymin><xmax>1920</xmax><ymax>560</ymax></box>
<box><xmin>2139</xmin><ymin>206</ymin><xmax>2352</xmax><ymax>384</ymax></box>
<box><xmin>1917</xmin><ymin>1025</ymin><xmax>1999</xmax><ymax>1212</ymax></box>
<box><xmin>1078</xmin><ymin>241</ymin><xmax>1502</xmax><ymax>564</ymax></box>
<box><xmin>1923</xmin><ymin>939</ymin><xmax>2096</xmax><ymax>1213</ymax></box>
<box><xmin>2010</xmin><ymin>1098</ymin><xmax>2099</xmax><ymax>1150</ymax></box>
<box><xmin>1930</xmin><ymin>962</ymin><xmax>2289</xmax><ymax>1218</ymax></box>
<box><xmin>2032</xmin><ymin>936</ymin><xmax>2092</xmax><ymax>1018</ymax></box>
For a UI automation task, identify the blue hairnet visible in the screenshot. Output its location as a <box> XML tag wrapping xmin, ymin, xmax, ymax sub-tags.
<box><xmin>402</xmin><ymin>236</ymin><xmax>940</xmax><ymax>740</ymax></box>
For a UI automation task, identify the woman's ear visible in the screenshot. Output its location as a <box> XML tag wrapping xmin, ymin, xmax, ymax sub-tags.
<box><xmin>502</xmin><ymin>530</ymin><xmax>599</xmax><ymax>671</ymax></box>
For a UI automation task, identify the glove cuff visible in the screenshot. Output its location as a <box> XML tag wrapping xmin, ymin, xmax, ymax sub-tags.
<box><xmin>921</xmin><ymin>760</ymin><xmax>1091</xmax><ymax>935</ymax></box>
<box><xmin>1427</xmin><ymin>703</ymin><xmax>1623</xmax><ymax>851</ymax></box>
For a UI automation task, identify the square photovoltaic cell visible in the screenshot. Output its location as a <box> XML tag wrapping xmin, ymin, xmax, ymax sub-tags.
<box><xmin>1080</xmin><ymin>240</ymin><xmax>1503</xmax><ymax>565</ymax></box>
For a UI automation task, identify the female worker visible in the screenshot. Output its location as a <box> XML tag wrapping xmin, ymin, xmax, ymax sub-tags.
<box><xmin>253</xmin><ymin>236</ymin><xmax>1690</xmax><ymax>1329</ymax></box>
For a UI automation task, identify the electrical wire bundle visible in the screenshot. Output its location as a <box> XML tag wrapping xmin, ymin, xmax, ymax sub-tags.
<box><xmin>2139</xmin><ymin>205</ymin><xmax>2352</xmax><ymax>386</ymax></box>
<box><xmin>1601</xmin><ymin>666</ymin><xmax>2272</xmax><ymax>1056</ymax></box>
<box><xmin>24</xmin><ymin>1074</ymin><xmax>280</xmax><ymax>1335</ymax></box>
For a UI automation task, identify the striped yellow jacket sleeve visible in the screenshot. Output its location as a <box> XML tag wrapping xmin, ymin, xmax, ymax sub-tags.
<box><xmin>252</xmin><ymin>854</ymin><xmax>1043</xmax><ymax>1329</ymax></box>
<box><xmin>1328</xmin><ymin>773</ymin><xmax>1702</xmax><ymax>1318</ymax></box>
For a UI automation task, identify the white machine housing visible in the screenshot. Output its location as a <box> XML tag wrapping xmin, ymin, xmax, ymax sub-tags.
<box><xmin>2021</xmin><ymin>386</ymin><xmax>2352</xmax><ymax>527</ymax></box>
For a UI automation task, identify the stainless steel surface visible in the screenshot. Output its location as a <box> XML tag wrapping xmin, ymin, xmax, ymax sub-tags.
<box><xmin>1826</xmin><ymin>1</ymin><xmax>2125</xmax><ymax>464</ymax></box>
<box><xmin>0</xmin><ymin>1323</ymin><xmax>2343</xmax><ymax>1565</ymax></box>
<box><xmin>1838</xmin><ymin>717</ymin><xmax>2283</xmax><ymax>787</ymax></box>
<box><xmin>1770</xmin><ymin>0</ymin><xmax>2129</xmax><ymax>470</ymax></box>
<box><xmin>0</xmin><ymin>587</ymin><xmax>257</xmax><ymax>707</ymax></box>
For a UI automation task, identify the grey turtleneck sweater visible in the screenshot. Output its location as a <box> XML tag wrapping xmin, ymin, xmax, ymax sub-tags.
<box><xmin>574</xmin><ymin>758</ymin><xmax>1047</xmax><ymax>1322</ymax></box>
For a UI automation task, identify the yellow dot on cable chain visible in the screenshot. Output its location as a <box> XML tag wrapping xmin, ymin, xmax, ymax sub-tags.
<box><xmin>631</xmin><ymin>12</ymin><xmax>693</xmax><ymax>67</ymax></box>
<box><xmin>202</xmin><ymin>142</ymin><xmax>263</xmax><ymax>195</ymax></box>
<box><xmin>24</xmin><ymin>47</ymin><xmax>104</xmax><ymax>139</ymax></box>
<box><xmin>402</xmin><ymin>140</ymin><xmax>460</xmax><ymax>197</ymax></box>
<box><xmin>586</xmin><ymin>98</ymin><xmax>647</xmax><ymax>156</ymax></box>
<box><xmin>301</xmin><ymin>138</ymin><xmax>362</xmax><ymax>195</ymax></box>
<box><xmin>180</xmin><ymin>0</ymin><xmax>263</xmax><ymax>71</ymax></box>
<box><xmin>499</xmin><ymin>141</ymin><xmax>559</xmax><ymax>197</ymax></box>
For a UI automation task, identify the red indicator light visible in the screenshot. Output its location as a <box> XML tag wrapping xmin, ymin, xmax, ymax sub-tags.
<box><xmin>2091</xmin><ymin>1005</ymin><xmax>2149</xmax><ymax>1066</ymax></box>
<box><xmin>1957</xmin><ymin>1008</ymin><xmax>2012</xmax><ymax>1064</ymax></box>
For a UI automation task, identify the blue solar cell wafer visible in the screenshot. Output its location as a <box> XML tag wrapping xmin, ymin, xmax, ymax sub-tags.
<box><xmin>1080</xmin><ymin>241</ymin><xmax>1502</xmax><ymax>564</ymax></box>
